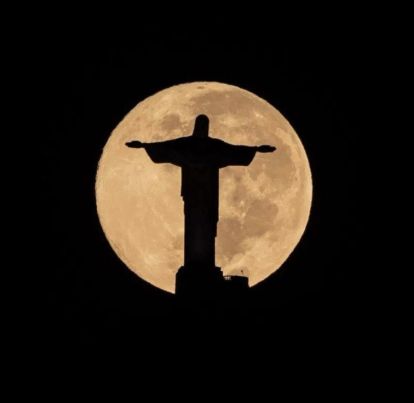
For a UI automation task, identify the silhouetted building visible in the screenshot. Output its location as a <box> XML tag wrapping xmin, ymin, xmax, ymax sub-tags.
<box><xmin>223</xmin><ymin>274</ymin><xmax>249</xmax><ymax>297</ymax></box>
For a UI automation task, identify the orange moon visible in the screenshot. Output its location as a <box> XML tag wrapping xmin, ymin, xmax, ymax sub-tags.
<box><xmin>96</xmin><ymin>82</ymin><xmax>312</xmax><ymax>293</ymax></box>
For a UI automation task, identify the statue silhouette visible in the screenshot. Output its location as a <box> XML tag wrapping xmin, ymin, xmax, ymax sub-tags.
<box><xmin>126</xmin><ymin>114</ymin><xmax>276</xmax><ymax>284</ymax></box>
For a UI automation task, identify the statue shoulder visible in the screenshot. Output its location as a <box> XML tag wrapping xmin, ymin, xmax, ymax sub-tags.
<box><xmin>209</xmin><ymin>137</ymin><xmax>227</xmax><ymax>145</ymax></box>
<box><xmin>161</xmin><ymin>136</ymin><xmax>191</xmax><ymax>147</ymax></box>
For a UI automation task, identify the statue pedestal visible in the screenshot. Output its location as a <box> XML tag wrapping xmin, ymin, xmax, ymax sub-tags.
<box><xmin>175</xmin><ymin>265</ymin><xmax>225</xmax><ymax>298</ymax></box>
<box><xmin>175</xmin><ymin>265</ymin><xmax>250</xmax><ymax>314</ymax></box>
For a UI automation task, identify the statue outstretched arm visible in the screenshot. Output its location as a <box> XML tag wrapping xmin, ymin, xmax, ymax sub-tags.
<box><xmin>216</xmin><ymin>141</ymin><xmax>276</xmax><ymax>167</ymax></box>
<box><xmin>256</xmin><ymin>145</ymin><xmax>276</xmax><ymax>153</ymax></box>
<box><xmin>125</xmin><ymin>138</ymin><xmax>185</xmax><ymax>166</ymax></box>
<box><xmin>125</xmin><ymin>140</ymin><xmax>145</xmax><ymax>148</ymax></box>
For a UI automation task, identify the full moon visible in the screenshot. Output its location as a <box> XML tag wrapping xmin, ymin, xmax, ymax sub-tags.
<box><xmin>96</xmin><ymin>82</ymin><xmax>312</xmax><ymax>293</ymax></box>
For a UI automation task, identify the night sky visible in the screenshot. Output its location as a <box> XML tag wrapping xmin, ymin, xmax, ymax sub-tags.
<box><xmin>27</xmin><ymin>14</ymin><xmax>377</xmax><ymax>355</ymax></box>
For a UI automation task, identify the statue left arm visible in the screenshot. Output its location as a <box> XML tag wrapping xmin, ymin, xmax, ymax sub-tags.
<box><xmin>257</xmin><ymin>145</ymin><xmax>276</xmax><ymax>153</ymax></box>
<box><xmin>217</xmin><ymin>142</ymin><xmax>276</xmax><ymax>167</ymax></box>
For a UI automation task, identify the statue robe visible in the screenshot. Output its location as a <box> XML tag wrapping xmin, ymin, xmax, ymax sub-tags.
<box><xmin>143</xmin><ymin>136</ymin><xmax>257</xmax><ymax>269</ymax></box>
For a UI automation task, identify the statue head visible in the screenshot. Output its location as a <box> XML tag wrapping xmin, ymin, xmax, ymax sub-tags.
<box><xmin>192</xmin><ymin>114</ymin><xmax>209</xmax><ymax>138</ymax></box>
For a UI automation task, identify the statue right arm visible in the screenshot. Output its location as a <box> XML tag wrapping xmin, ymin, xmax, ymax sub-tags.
<box><xmin>126</xmin><ymin>138</ymin><xmax>187</xmax><ymax>166</ymax></box>
<box><xmin>125</xmin><ymin>140</ymin><xmax>145</xmax><ymax>148</ymax></box>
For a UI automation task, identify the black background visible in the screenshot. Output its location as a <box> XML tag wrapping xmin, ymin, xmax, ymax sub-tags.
<box><xmin>25</xmin><ymin>14</ymin><xmax>378</xmax><ymax>354</ymax></box>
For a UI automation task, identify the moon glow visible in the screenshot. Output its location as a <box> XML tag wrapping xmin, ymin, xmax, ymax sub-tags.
<box><xmin>96</xmin><ymin>82</ymin><xmax>312</xmax><ymax>293</ymax></box>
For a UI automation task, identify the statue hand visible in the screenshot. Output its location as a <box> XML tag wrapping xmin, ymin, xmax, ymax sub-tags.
<box><xmin>257</xmin><ymin>145</ymin><xmax>276</xmax><ymax>153</ymax></box>
<box><xmin>126</xmin><ymin>140</ymin><xmax>145</xmax><ymax>148</ymax></box>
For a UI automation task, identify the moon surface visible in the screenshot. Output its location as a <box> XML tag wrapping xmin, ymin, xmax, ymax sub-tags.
<box><xmin>96</xmin><ymin>82</ymin><xmax>312</xmax><ymax>293</ymax></box>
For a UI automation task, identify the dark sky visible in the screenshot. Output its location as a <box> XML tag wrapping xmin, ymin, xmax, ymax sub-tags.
<box><xmin>25</xmin><ymin>15</ymin><xmax>377</xmax><ymax>353</ymax></box>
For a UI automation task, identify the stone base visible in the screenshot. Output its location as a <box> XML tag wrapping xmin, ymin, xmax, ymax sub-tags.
<box><xmin>175</xmin><ymin>265</ymin><xmax>225</xmax><ymax>298</ymax></box>
<box><xmin>175</xmin><ymin>265</ymin><xmax>250</xmax><ymax>311</ymax></box>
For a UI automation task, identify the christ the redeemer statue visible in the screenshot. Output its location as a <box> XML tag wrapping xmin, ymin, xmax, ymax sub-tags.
<box><xmin>126</xmin><ymin>114</ymin><xmax>276</xmax><ymax>274</ymax></box>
